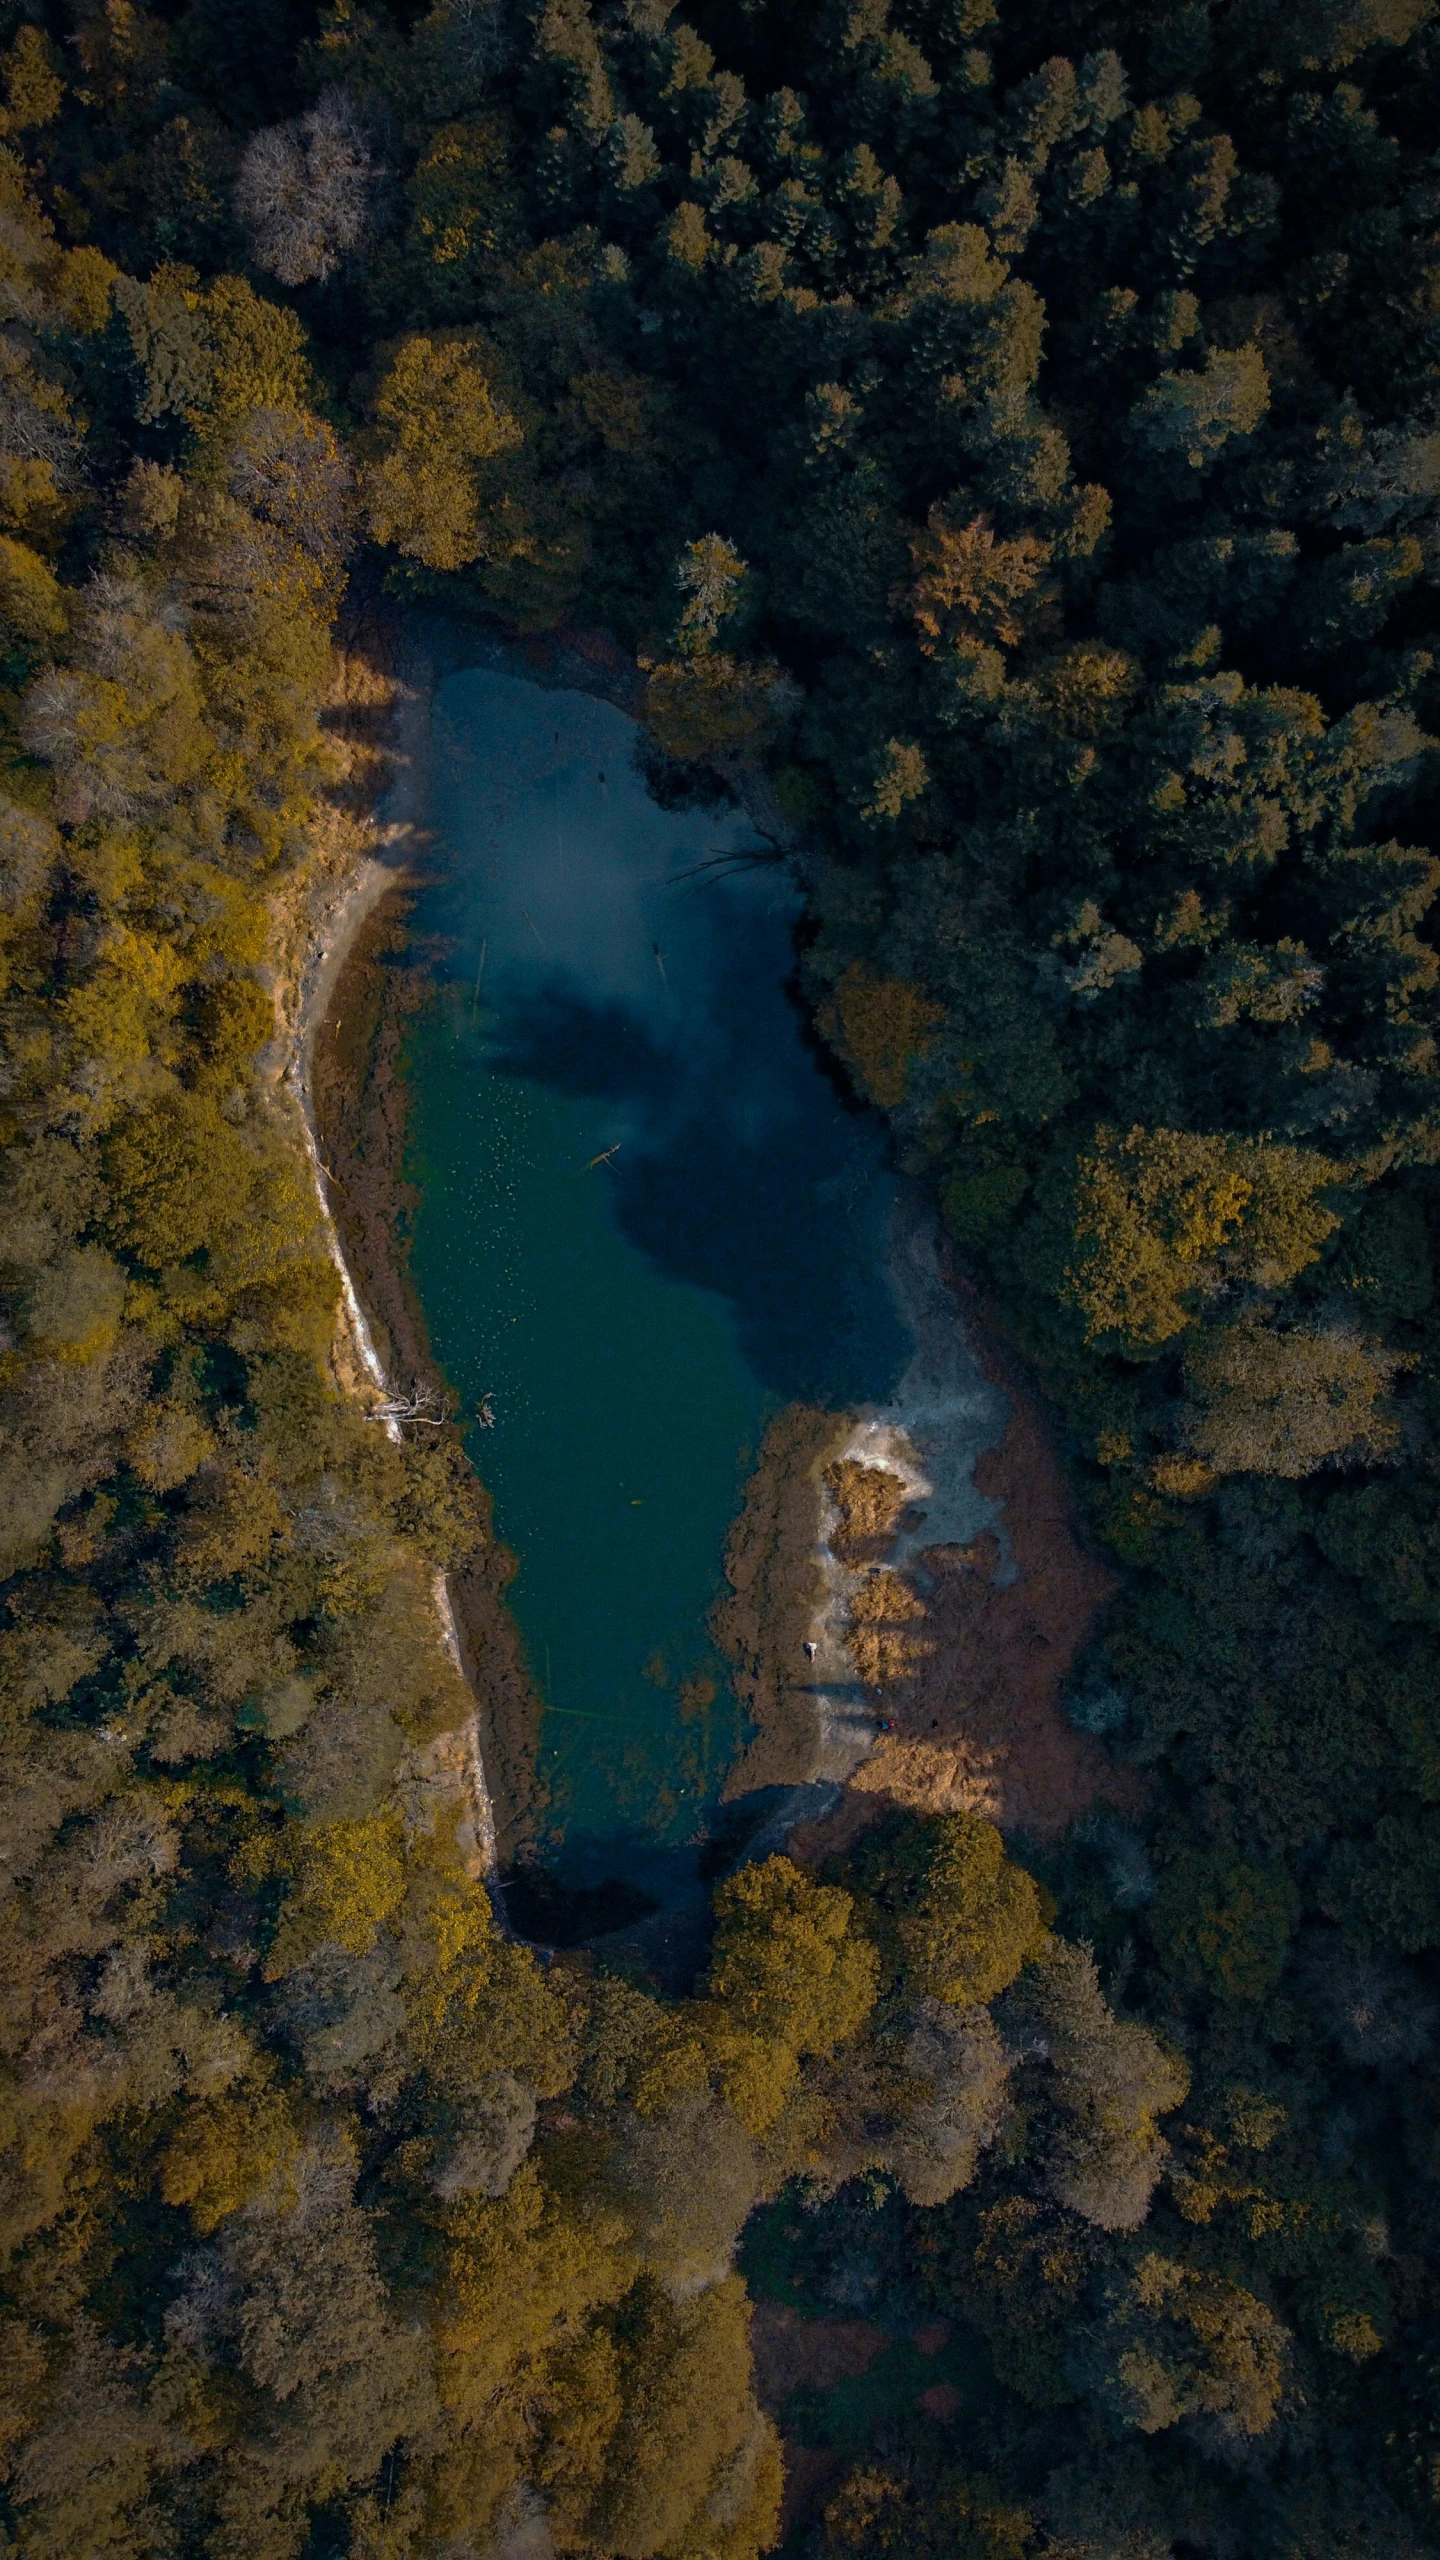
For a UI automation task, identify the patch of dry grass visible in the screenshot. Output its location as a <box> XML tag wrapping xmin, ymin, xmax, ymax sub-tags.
<box><xmin>713</xmin><ymin>1404</ymin><xmax>849</xmax><ymax>1795</ymax></box>
<box><xmin>824</xmin><ymin>1458</ymin><xmax>910</xmax><ymax>1560</ymax></box>
<box><xmin>848</xmin><ymin>1569</ymin><xmax>926</xmax><ymax>1626</ymax></box>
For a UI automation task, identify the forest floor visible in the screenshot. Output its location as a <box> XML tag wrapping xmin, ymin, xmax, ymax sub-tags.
<box><xmin>747</xmin><ymin>2294</ymin><xmax>984</xmax><ymax>2540</ymax></box>
<box><xmin>750</xmin><ymin>2305</ymin><xmax>885</xmax><ymax>2537</ymax></box>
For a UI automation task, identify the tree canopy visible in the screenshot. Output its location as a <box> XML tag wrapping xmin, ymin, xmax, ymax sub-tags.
<box><xmin>3</xmin><ymin>0</ymin><xmax>1440</xmax><ymax>2552</ymax></box>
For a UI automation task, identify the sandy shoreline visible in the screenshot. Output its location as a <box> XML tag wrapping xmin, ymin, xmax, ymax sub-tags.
<box><xmin>291</xmin><ymin>658</ymin><xmax>433</xmax><ymax>1092</ymax></box>
<box><xmin>288</xmin><ymin>850</ymin><xmax>403</xmax><ymax>1407</ymax></box>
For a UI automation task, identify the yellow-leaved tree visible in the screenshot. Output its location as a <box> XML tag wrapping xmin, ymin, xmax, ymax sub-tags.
<box><xmin>362</xmin><ymin>330</ymin><xmax>523</xmax><ymax>569</ymax></box>
<box><xmin>819</xmin><ymin>960</ymin><xmax>945</xmax><ymax>1109</ymax></box>
<box><xmin>641</xmin><ymin>534</ymin><xmax>791</xmax><ymax>766</ymax></box>
<box><xmin>1067</xmin><ymin>1125</ymin><xmax>1344</xmax><ymax>1350</ymax></box>
<box><xmin>699</xmin><ymin>1852</ymin><xmax>880</xmax><ymax>2129</ymax></box>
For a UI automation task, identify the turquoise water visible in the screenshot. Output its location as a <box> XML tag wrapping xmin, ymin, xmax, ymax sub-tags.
<box><xmin>403</xmin><ymin>667</ymin><xmax>909</xmax><ymax>1893</ymax></box>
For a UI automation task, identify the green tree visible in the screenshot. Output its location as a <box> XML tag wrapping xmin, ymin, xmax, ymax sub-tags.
<box><xmin>1084</xmin><ymin>2251</ymin><xmax>1289</xmax><ymax>2443</ymax></box>
<box><xmin>825</xmin><ymin>2465</ymin><xmax>1032</xmax><ymax>2560</ymax></box>
<box><xmin>856</xmin><ymin>1811</ymin><xmax>1048</xmax><ymax>2007</ymax></box>
<box><xmin>819</xmin><ymin>963</ymin><xmax>944</xmax><ymax>1109</ymax></box>
<box><xmin>1129</xmin><ymin>345</ymin><xmax>1270</xmax><ymax>472</ymax></box>
<box><xmin>1011</xmin><ymin>1939</ymin><xmax>1190</xmax><ymax>2231</ymax></box>
<box><xmin>104</xmin><ymin>1094</ymin><xmax>255</xmax><ymax>1268</ymax></box>
<box><xmin>584</xmin><ymin>2276</ymin><xmax>782</xmax><ymax>2560</ymax></box>
<box><xmin>1147</xmin><ymin>1846</ymin><xmax>1300</xmax><ymax>2000</ymax></box>
<box><xmin>707</xmin><ymin>1854</ymin><xmax>879</xmax><ymax>2056</ymax></box>
<box><xmin>888</xmin><ymin>1995</ymin><xmax>1012</xmax><ymax>2206</ymax></box>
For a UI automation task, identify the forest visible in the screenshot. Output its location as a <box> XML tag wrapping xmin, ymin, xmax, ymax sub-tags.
<box><xmin>2</xmin><ymin>0</ymin><xmax>1440</xmax><ymax>2551</ymax></box>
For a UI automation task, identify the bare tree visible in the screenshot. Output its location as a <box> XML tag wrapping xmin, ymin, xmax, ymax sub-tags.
<box><xmin>368</xmin><ymin>1385</ymin><xmax>452</xmax><ymax>1431</ymax></box>
<box><xmin>428</xmin><ymin>0</ymin><xmax>508</xmax><ymax>81</ymax></box>
<box><xmin>227</xmin><ymin>407</ymin><xmax>358</xmax><ymax>581</ymax></box>
<box><xmin>235</xmin><ymin>90</ymin><xmax>374</xmax><ymax>288</ymax></box>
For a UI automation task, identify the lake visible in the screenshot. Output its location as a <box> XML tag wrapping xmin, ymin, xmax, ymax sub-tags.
<box><xmin>401</xmin><ymin>665</ymin><xmax>912</xmax><ymax>1909</ymax></box>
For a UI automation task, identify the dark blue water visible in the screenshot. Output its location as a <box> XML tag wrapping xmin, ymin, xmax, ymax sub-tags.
<box><xmin>402</xmin><ymin>668</ymin><xmax>909</xmax><ymax>1894</ymax></box>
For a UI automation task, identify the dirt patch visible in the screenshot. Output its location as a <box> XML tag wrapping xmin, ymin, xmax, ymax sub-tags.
<box><xmin>753</xmin><ymin>2305</ymin><xmax>967</xmax><ymax>2538</ymax></box>
<box><xmin>749</xmin><ymin>2305</ymin><xmax>873</xmax><ymax>2541</ymax></box>
<box><xmin>749</xmin><ymin>2302</ymin><xmax>888</xmax><ymax>2406</ymax></box>
<box><xmin>846</xmin><ymin>1623</ymin><xmax>932</xmax><ymax>1688</ymax></box>
<box><xmin>777</xmin><ymin>2445</ymin><xmax>846</xmax><ymax>2546</ymax></box>
<box><xmin>790</xmin><ymin>1283</ymin><xmax>1141</xmax><ymax>1862</ymax></box>
<box><xmin>918</xmin><ymin>2381</ymin><xmax>963</xmax><ymax>2420</ymax></box>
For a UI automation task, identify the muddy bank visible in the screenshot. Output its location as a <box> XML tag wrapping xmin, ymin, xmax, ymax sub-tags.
<box><xmin>706</xmin><ymin>1181</ymin><xmax>1135</xmax><ymax>1868</ymax></box>
<box><xmin>271</xmin><ymin>609</ymin><xmax>533</xmax><ymax>1882</ymax></box>
<box><xmin>272</xmin><ymin>600</ymin><xmax>436</xmax><ymax>1421</ymax></box>
<box><xmin>748</xmin><ymin>2301</ymin><xmax>972</xmax><ymax>2542</ymax></box>
<box><xmin>711</xmin><ymin>1406</ymin><xmax>848</xmax><ymax>1800</ymax></box>
<box><xmin>308</xmin><ymin>883</ymin><xmax>430</xmax><ymax>1392</ymax></box>
<box><xmin>787</xmin><ymin>1215</ymin><xmax>1141</xmax><ymax>1865</ymax></box>
<box><xmin>838</xmin><ymin>1359</ymin><xmax>1140</xmax><ymax>1847</ymax></box>
<box><xmin>250</xmin><ymin>608</ymin><xmax>514</xmax><ymax>1889</ymax></box>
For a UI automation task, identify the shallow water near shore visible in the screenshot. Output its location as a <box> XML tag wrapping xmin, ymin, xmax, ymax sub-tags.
<box><xmin>401</xmin><ymin>666</ymin><xmax>911</xmax><ymax>1900</ymax></box>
